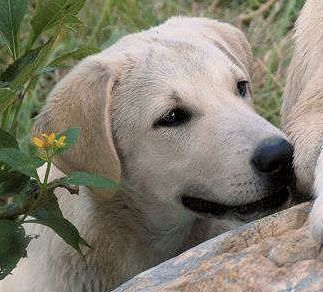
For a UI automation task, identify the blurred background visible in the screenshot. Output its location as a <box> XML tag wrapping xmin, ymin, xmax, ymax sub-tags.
<box><xmin>0</xmin><ymin>0</ymin><xmax>305</xmax><ymax>140</ymax></box>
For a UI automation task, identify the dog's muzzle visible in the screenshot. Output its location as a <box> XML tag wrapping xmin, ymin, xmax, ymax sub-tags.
<box><xmin>181</xmin><ymin>136</ymin><xmax>295</xmax><ymax>219</ymax></box>
<box><xmin>181</xmin><ymin>173</ymin><xmax>294</xmax><ymax>219</ymax></box>
<box><xmin>181</xmin><ymin>190</ymin><xmax>290</xmax><ymax>218</ymax></box>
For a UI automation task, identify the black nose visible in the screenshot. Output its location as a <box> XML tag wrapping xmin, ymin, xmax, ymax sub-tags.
<box><xmin>252</xmin><ymin>137</ymin><xmax>293</xmax><ymax>175</ymax></box>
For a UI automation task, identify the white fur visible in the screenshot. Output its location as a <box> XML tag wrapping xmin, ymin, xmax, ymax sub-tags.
<box><xmin>0</xmin><ymin>17</ymin><xmax>288</xmax><ymax>291</ymax></box>
<box><xmin>281</xmin><ymin>0</ymin><xmax>323</xmax><ymax>242</ymax></box>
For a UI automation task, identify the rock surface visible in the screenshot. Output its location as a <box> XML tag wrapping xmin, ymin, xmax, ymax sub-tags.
<box><xmin>114</xmin><ymin>202</ymin><xmax>323</xmax><ymax>291</ymax></box>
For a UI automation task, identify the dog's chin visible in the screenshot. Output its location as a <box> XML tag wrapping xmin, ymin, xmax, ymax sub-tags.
<box><xmin>181</xmin><ymin>188</ymin><xmax>290</xmax><ymax>221</ymax></box>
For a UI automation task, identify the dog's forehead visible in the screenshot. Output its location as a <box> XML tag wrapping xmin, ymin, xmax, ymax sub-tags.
<box><xmin>126</xmin><ymin>42</ymin><xmax>242</xmax><ymax>91</ymax></box>
<box><xmin>113</xmin><ymin>39</ymin><xmax>248</xmax><ymax>115</ymax></box>
<box><xmin>144</xmin><ymin>41</ymin><xmax>237</xmax><ymax>73</ymax></box>
<box><xmin>136</xmin><ymin>45</ymin><xmax>243</xmax><ymax>99</ymax></box>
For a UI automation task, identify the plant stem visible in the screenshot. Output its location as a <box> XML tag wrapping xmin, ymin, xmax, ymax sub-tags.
<box><xmin>18</xmin><ymin>159</ymin><xmax>52</xmax><ymax>223</ymax></box>
<box><xmin>35</xmin><ymin>159</ymin><xmax>51</xmax><ymax>210</ymax></box>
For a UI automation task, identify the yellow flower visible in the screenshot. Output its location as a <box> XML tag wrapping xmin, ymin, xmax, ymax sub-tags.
<box><xmin>42</xmin><ymin>133</ymin><xmax>56</xmax><ymax>145</ymax></box>
<box><xmin>32</xmin><ymin>132</ymin><xmax>66</xmax><ymax>150</ymax></box>
<box><xmin>32</xmin><ymin>136</ymin><xmax>46</xmax><ymax>148</ymax></box>
<box><xmin>55</xmin><ymin>136</ymin><xmax>66</xmax><ymax>148</ymax></box>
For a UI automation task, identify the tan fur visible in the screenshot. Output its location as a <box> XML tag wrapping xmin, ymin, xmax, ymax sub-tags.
<box><xmin>282</xmin><ymin>0</ymin><xmax>323</xmax><ymax>195</ymax></box>
<box><xmin>1</xmin><ymin>17</ymin><xmax>287</xmax><ymax>291</ymax></box>
<box><xmin>281</xmin><ymin>1</ymin><xmax>323</xmax><ymax>240</ymax></box>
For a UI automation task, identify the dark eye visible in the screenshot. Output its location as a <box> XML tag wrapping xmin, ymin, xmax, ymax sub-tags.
<box><xmin>237</xmin><ymin>81</ymin><xmax>249</xmax><ymax>98</ymax></box>
<box><xmin>153</xmin><ymin>108</ymin><xmax>191</xmax><ymax>128</ymax></box>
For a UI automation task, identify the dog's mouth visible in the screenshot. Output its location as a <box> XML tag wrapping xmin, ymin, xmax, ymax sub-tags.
<box><xmin>181</xmin><ymin>188</ymin><xmax>290</xmax><ymax>219</ymax></box>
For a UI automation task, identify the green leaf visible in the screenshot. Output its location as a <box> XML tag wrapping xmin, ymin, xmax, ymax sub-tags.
<box><xmin>0</xmin><ymin>88</ymin><xmax>15</xmax><ymax>113</ymax></box>
<box><xmin>0</xmin><ymin>220</ymin><xmax>30</xmax><ymax>280</ymax></box>
<box><xmin>18</xmin><ymin>133</ymin><xmax>38</xmax><ymax>157</ymax></box>
<box><xmin>1</xmin><ymin>46</ymin><xmax>43</xmax><ymax>82</ymax></box>
<box><xmin>65</xmin><ymin>171</ymin><xmax>120</xmax><ymax>189</ymax></box>
<box><xmin>0</xmin><ymin>128</ymin><xmax>18</xmax><ymax>148</ymax></box>
<box><xmin>27</xmin><ymin>192</ymin><xmax>89</xmax><ymax>254</ymax></box>
<box><xmin>0</xmin><ymin>168</ymin><xmax>9</xmax><ymax>184</ymax></box>
<box><xmin>49</xmin><ymin>46</ymin><xmax>100</xmax><ymax>67</ymax></box>
<box><xmin>30</xmin><ymin>0</ymin><xmax>86</xmax><ymax>45</ymax></box>
<box><xmin>0</xmin><ymin>180</ymin><xmax>39</xmax><ymax>218</ymax></box>
<box><xmin>0</xmin><ymin>0</ymin><xmax>29</xmax><ymax>59</ymax></box>
<box><xmin>1</xmin><ymin>41</ymin><xmax>53</xmax><ymax>89</ymax></box>
<box><xmin>36</xmin><ymin>67</ymin><xmax>55</xmax><ymax>75</ymax></box>
<box><xmin>0</xmin><ymin>148</ymin><xmax>45</xmax><ymax>178</ymax></box>
<box><xmin>63</xmin><ymin>15</ymin><xmax>82</xmax><ymax>25</ymax></box>
<box><xmin>55</xmin><ymin>127</ymin><xmax>80</xmax><ymax>155</ymax></box>
<box><xmin>0</xmin><ymin>171</ymin><xmax>30</xmax><ymax>197</ymax></box>
<box><xmin>0</xmin><ymin>81</ymin><xmax>9</xmax><ymax>88</ymax></box>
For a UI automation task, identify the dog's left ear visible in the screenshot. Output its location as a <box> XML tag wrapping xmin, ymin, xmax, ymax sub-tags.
<box><xmin>203</xmin><ymin>20</ymin><xmax>253</xmax><ymax>78</ymax></box>
<box><xmin>33</xmin><ymin>54</ymin><xmax>125</xmax><ymax>195</ymax></box>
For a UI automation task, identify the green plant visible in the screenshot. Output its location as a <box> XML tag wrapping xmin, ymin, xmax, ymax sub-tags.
<box><xmin>0</xmin><ymin>0</ymin><xmax>99</xmax><ymax>136</ymax></box>
<box><xmin>0</xmin><ymin>0</ymin><xmax>116</xmax><ymax>280</ymax></box>
<box><xmin>0</xmin><ymin>127</ymin><xmax>119</xmax><ymax>279</ymax></box>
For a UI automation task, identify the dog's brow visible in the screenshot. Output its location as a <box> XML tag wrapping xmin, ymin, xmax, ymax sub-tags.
<box><xmin>169</xmin><ymin>91</ymin><xmax>182</xmax><ymax>103</ymax></box>
<box><xmin>212</xmin><ymin>39</ymin><xmax>248</xmax><ymax>78</ymax></box>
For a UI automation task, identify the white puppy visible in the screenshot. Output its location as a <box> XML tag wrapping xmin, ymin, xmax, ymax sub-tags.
<box><xmin>1</xmin><ymin>17</ymin><xmax>293</xmax><ymax>292</ymax></box>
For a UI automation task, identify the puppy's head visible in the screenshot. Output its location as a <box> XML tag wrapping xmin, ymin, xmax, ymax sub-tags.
<box><xmin>34</xmin><ymin>17</ymin><xmax>294</xmax><ymax>221</ymax></box>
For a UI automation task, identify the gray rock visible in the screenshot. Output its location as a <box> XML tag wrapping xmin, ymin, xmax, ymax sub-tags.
<box><xmin>114</xmin><ymin>203</ymin><xmax>323</xmax><ymax>292</ymax></box>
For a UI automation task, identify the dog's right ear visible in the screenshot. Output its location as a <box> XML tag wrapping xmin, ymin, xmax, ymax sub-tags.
<box><xmin>33</xmin><ymin>54</ymin><xmax>124</xmax><ymax>190</ymax></box>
